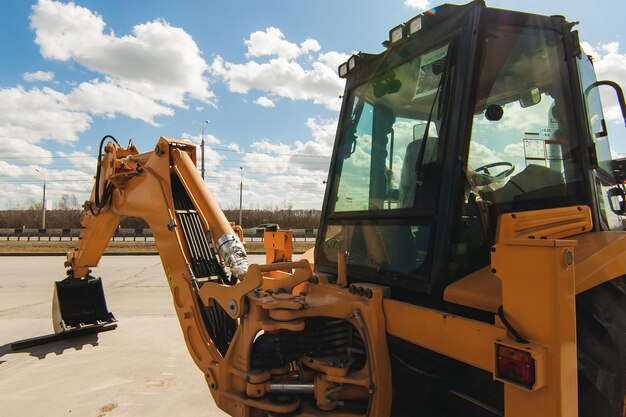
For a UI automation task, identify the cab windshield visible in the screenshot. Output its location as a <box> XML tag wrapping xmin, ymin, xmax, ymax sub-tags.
<box><xmin>333</xmin><ymin>43</ymin><xmax>450</xmax><ymax>212</ymax></box>
<box><xmin>319</xmin><ymin>42</ymin><xmax>453</xmax><ymax>286</ymax></box>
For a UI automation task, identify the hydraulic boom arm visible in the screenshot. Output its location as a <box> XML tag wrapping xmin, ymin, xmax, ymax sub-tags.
<box><xmin>59</xmin><ymin>136</ymin><xmax>392</xmax><ymax>417</ymax></box>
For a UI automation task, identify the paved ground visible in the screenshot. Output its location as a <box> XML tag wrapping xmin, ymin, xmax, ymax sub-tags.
<box><xmin>0</xmin><ymin>255</ymin><xmax>267</xmax><ymax>417</ymax></box>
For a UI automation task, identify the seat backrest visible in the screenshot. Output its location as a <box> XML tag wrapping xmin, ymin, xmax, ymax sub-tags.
<box><xmin>399</xmin><ymin>137</ymin><xmax>438</xmax><ymax>207</ymax></box>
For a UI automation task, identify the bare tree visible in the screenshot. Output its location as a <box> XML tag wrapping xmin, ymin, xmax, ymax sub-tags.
<box><xmin>53</xmin><ymin>194</ymin><xmax>82</xmax><ymax>228</ymax></box>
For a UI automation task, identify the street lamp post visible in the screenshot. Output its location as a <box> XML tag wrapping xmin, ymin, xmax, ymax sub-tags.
<box><xmin>35</xmin><ymin>169</ymin><xmax>46</xmax><ymax>230</ymax></box>
<box><xmin>201</xmin><ymin>120</ymin><xmax>209</xmax><ymax>180</ymax></box>
<box><xmin>239</xmin><ymin>166</ymin><xmax>243</xmax><ymax>227</ymax></box>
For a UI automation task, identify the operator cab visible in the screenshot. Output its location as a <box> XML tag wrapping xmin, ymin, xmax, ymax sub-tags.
<box><xmin>317</xmin><ymin>1</ymin><xmax>626</xmax><ymax>298</ymax></box>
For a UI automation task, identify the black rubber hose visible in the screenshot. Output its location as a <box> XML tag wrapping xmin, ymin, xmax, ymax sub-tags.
<box><xmin>90</xmin><ymin>135</ymin><xmax>120</xmax><ymax>216</ymax></box>
<box><xmin>497</xmin><ymin>306</ymin><xmax>529</xmax><ymax>344</ymax></box>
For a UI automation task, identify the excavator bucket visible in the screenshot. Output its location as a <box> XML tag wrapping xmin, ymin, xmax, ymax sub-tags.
<box><xmin>10</xmin><ymin>276</ymin><xmax>116</xmax><ymax>350</ymax></box>
<box><xmin>52</xmin><ymin>276</ymin><xmax>116</xmax><ymax>334</ymax></box>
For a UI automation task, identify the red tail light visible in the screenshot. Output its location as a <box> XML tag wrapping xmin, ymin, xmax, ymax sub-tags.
<box><xmin>496</xmin><ymin>344</ymin><xmax>535</xmax><ymax>389</ymax></box>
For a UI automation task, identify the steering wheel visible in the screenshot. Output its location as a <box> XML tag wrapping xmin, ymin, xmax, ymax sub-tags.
<box><xmin>474</xmin><ymin>161</ymin><xmax>515</xmax><ymax>180</ymax></box>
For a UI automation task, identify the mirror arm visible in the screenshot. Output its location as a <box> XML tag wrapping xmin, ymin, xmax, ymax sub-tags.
<box><xmin>585</xmin><ymin>80</ymin><xmax>626</xmax><ymax>127</ymax></box>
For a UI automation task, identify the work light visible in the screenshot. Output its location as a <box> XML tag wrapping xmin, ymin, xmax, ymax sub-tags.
<box><xmin>348</xmin><ymin>55</ymin><xmax>358</xmax><ymax>71</ymax></box>
<box><xmin>408</xmin><ymin>16</ymin><xmax>423</xmax><ymax>35</ymax></box>
<box><xmin>389</xmin><ymin>24</ymin><xmax>405</xmax><ymax>44</ymax></box>
<box><xmin>338</xmin><ymin>62</ymin><xmax>348</xmax><ymax>78</ymax></box>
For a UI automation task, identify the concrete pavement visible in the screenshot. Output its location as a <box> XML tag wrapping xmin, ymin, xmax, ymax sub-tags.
<box><xmin>0</xmin><ymin>255</ymin><xmax>267</xmax><ymax>417</ymax></box>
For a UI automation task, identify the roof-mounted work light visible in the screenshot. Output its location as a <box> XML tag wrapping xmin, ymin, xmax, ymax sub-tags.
<box><xmin>389</xmin><ymin>24</ymin><xmax>406</xmax><ymax>44</ymax></box>
<box><xmin>338</xmin><ymin>62</ymin><xmax>349</xmax><ymax>78</ymax></box>
<box><xmin>408</xmin><ymin>16</ymin><xmax>423</xmax><ymax>35</ymax></box>
<box><xmin>347</xmin><ymin>55</ymin><xmax>358</xmax><ymax>71</ymax></box>
<box><xmin>338</xmin><ymin>53</ymin><xmax>376</xmax><ymax>78</ymax></box>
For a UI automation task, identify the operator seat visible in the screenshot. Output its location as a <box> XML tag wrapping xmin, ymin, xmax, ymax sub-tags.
<box><xmin>399</xmin><ymin>136</ymin><xmax>438</xmax><ymax>208</ymax></box>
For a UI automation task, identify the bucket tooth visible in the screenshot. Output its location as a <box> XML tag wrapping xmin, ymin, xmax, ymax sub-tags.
<box><xmin>52</xmin><ymin>275</ymin><xmax>116</xmax><ymax>334</ymax></box>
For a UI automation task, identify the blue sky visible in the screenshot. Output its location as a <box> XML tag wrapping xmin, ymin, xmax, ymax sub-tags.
<box><xmin>0</xmin><ymin>0</ymin><xmax>625</xmax><ymax>211</ymax></box>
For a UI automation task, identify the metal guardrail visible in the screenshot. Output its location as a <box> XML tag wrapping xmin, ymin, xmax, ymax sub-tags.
<box><xmin>0</xmin><ymin>228</ymin><xmax>317</xmax><ymax>242</ymax></box>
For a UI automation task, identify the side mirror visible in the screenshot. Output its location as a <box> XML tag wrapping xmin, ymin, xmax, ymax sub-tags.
<box><xmin>607</xmin><ymin>187</ymin><xmax>626</xmax><ymax>215</ymax></box>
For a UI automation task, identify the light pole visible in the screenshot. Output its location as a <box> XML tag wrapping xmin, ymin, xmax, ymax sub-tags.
<box><xmin>35</xmin><ymin>169</ymin><xmax>46</xmax><ymax>230</ymax></box>
<box><xmin>201</xmin><ymin>120</ymin><xmax>209</xmax><ymax>180</ymax></box>
<box><xmin>239</xmin><ymin>166</ymin><xmax>243</xmax><ymax>227</ymax></box>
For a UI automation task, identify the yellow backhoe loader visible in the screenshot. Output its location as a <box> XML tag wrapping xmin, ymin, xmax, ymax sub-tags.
<box><xmin>49</xmin><ymin>1</ymin><xmax>626</xmax><ymax>416</ymax></box>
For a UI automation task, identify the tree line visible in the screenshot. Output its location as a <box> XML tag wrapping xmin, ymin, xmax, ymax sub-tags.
<box><xmin>0</xmin><ymin>194</ymin><xmax>321</xmax><ymax>230</ymax></box>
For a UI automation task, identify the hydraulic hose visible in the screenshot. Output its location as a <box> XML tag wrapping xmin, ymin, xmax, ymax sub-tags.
<box><xmin>90</xmin><ymin>135</ymin><xmax>121</xmax><ymax>216</ymax></box>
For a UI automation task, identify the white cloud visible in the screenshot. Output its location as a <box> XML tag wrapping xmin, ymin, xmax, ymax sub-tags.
<box><xmin>318</xmin><ymin>51</ymin><xmax>351</xmax><ymax>69</ymax></box>
<box><xmin>181</xmin><ymin>132</ymin><xmax>221</xmax><ymax>145</ymax></box>
<box><xmin>23</xmin><ymin>70</ymin><xmax>55</xmax><ymax>82</ymax></box>
<box><xmin>502</xmin><ymin>143</ymin><xmax>524</xmax><ymax>157</ymax></box>
<box><xmin>242</xmin><ymin>117</ymin><xmax>334</xmax><ymax>180</ymax></box>
<box><xmin>225</xmin><ymin>142</ymin><xmax>242</xmax><ymax>153</ymax></box>
<box><xmin>0</xmin><ymin>138</ymin><xmax>53</xmax><ymax>164</ymax></box>
<box><xmin>245</xmin><ymin>27</ymin><xmax>320</xmax><ymax>60</ymax></box>
<box><xmin>306</xmin><ymin>117</ymin><xmax>338</xmax><ymax>149</ymax></box>
<box><xmin>211</xmin><ymin>26</ymin><xmax>346</xmax><ymax>111</ymax></box>
<box><xmin>253</xmin><ymin>96</ymin><xmax>276</xmax><ymax>108</ymax></box>
<box><xmin>479</xmin><ymin>99</ymin><xmax>551</xmax><ymax>132</ymax></box>
<box><xmin>197</xmin><ymin>117</ymin><xmax>334</xmax><ymax>209</ymax></box>
<box><xmin>404</xmin><ymin>0</ymin><xmax>430</xmax><ymax>11</ymax></box>
<box><xmin>56</xmin><ymin>151</ymin><xmax>97</xmax><ymax>175</ymax></box>
<box><xmin>243</xmin><ymin>151</ymin><xmax>290</xmax><ymax>175</ymax></box>
<box><xmin>0</xmin><ymin>160</ymin><xmax>93</xmax><ymax>209</ymax></box>
<box><xmin>581</xmin><ymin>41</ymin><xmax>626</xmax><ymax>123</ymax></box>
<box><xmin>288</xmin><ymin>117</ymin><xmax>336</xmax><ymax>174</ymax></box>
<box><xmin>0</xmin><ymin>86</ymin><xmax>91</xmax><ymax>144</ymax></box>
<box><xmin>251</xmin><ymin>139</ymin><xmax>292</xmax><ymax>155</ymax></box>
<box><xmin>468</xmin><ymin>141</ymin><xmax>499</xmax><ymax>168</ymax></box>
<box><xmin>0</xmin><ymin>161</ymin><xmax>40</xmax><ymax>179</ymax></box>
<box><xmin>30</xmin><ymin>0</ymin><xmax>214</xmax><ymax>113</ymax></box>
<box><xmin>67</xmin><ymin>78</ymin><xmax>174</xmax><ymax>125</ymax></box>
<box><xmin>211</xmin><ymin>55</ymin><xmax>345</xmax><ymax>110</ymax></box>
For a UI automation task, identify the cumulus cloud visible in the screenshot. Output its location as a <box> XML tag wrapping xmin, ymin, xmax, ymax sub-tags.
<box><xmin>503</xmin><ymin>143</ymin><xmax>524</xmax><ymax>157</ymax></box>
<box><xmin>0</xmin><ymin>86</ymin><xmax>91</xmax><ymax>144</ymax></box>
<box><xmin>243</xmin><ymin>151</ymin><xmax>290</xmax><ymax>175</ymax></box>
<box><xmin>468</xmin><ymin>141</ymin><xmax>499</xmax><ymax>168</ymax></box>
<box><xmin>211</xmin><ymin>29</ymin><xmax>348</xmax><ymax>111</ymax></box>
<box><xmin>288</xmin><ymin>117</ymin><xmax>337</xmax><ymax>174</ymax></box>
<box><xmin>253</xmin><ymin>96</ymin><xmax>276</xmax><ymax>108</ymax></box>
<box><xmin>581</xmin><ymin>41</ymin><xmax>626</xmax><ymax>123</ymax></box>
<box><xmin>56</xmin><ymin>151</ymin><xmax>98</xmax><ymax>174</ymax></box>
<box><xmin>318</xmin><ymin>51</ymin><xmax>352</xmax><ymax>70</ymax></box>
<box><xmin>181</xmin><ymin>132</ymin><xmax>221</xmax><ymax>145</ymax></box>
<box><xmin>251</xmin><ymin>139</ymin><xmax>292</xmax><ymax>156</ymax></box>
<box><xmin>305</xmin><ymin>116</ymin><xmax>337</xmax><ymax>148</ymax></box>
<box><xmin>245</xmin><ymin>27</ymin><xmax>320</xmax><ymax>59</ymax></box>
<box><xmin>0</xmin><ymin>138</ymin><xmax>53</xmax><ymax>164</ymax></box>
<box><xmin>67</xmin><ymin>78</ymin><xmax>174</xmax><ymax>125</ymax></box>
<box><xmin>405</xmin><ymin>0</ymin><xmax>431</xmax><ymax>11</ymax></box>
<box><xmin>244</xmin><ymin>117</ymin><xmax>335</xmax><ymax>178</ymax></box>
<box><xmin>30</xmin><ymin>0</ymin><xmax>214</xmax><ymax>113</ymax></box>
<box><xmin>0</xmin><ymin>84</ymin><xmax>94</xmax><ymax>208</ymax></box>
<box><xmin>0</xmin><ymin>159</ymin><xmax>93</xmax><ymax>208</ymax></box>
<box><xmin>190</xmin><ymin>117</ymin><xmax>336</xmax><ymax>209</ymax></box>
<box><xmin>211</xmin><ymin>56</ymin><xmax>345</xmax><ymax>110</ymax></box>
<box><xmin>23</xmin><ymin>70</ymin><xmax>55</xmax><ymax>82</ymax></box>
